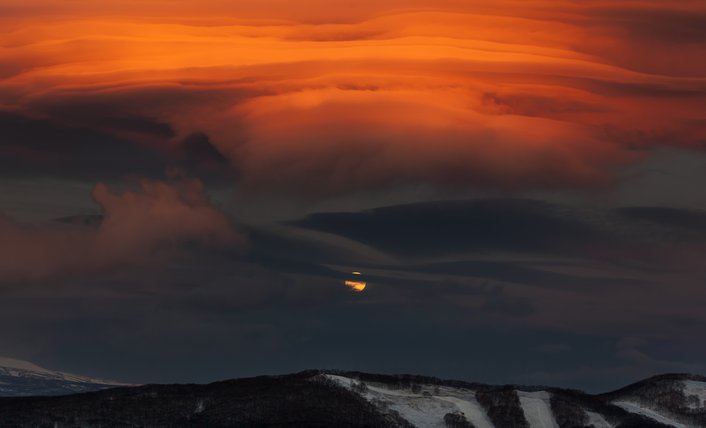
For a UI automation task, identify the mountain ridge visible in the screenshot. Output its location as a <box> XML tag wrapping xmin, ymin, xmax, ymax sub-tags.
<box><xmin>0</xmin><ymin>367</ymin><xmax>705</xmax><ymax>427</ymax></box>
<box><xmin>0</xmin><ymin>357</ymin><xmax>131</xmax><ymax>397</ymax></box>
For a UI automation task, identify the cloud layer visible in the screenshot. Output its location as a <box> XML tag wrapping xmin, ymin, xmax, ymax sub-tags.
<box><xmin>2</xmin><ymin>2</ymin><xmax>706</xmax><ymax>392</ymax></box>
<box><xmin>1</xmin><ymin>1</ymin><xmax>705</xmax><ymax>194</ymax></box>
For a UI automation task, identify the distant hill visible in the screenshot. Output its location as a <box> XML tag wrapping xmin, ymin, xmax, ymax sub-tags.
<box><xmin>1</xmin><ymin>367</ymin><xmax>705</xmax><ymax>427</ymax></box>
<box><xmin>0</xmin><ymin>357</ymin><xmax>130</xmax><ymax>397</ymax></box>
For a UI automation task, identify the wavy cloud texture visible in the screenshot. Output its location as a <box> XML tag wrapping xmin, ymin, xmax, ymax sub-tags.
<box><xmin>1</xmin><ymin>1</ymin><xmax>705</xmax><ymax>195</ymax></box>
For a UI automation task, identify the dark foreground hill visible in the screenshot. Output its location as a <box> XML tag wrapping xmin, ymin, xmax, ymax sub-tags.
<box><xmin>1</xmin><ymin>370</ymin><xmax>705</xmax><ymax>427</ymax></box>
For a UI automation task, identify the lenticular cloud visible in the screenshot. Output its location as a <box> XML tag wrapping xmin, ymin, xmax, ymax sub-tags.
<box><xmin>1</xmin><ymin>0</ymin><xmax>705</xmax><ymax>195</ymax></box>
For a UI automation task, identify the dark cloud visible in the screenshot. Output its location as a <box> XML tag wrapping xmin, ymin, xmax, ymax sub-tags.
<box><xmin>481</xmin><ymin>291</ymin><xmax>534</xmax><ymax>318</ymax></box>
<box><xmin>169</xmin><ymin>132</ymin><xmax>237</xmax><ymax>186</ymax></box>
<box><xmin>177</xmin><ymin>133</ymin><xmax>229</xmax><ymax>171</ymax></box>
<box><xmin>0</xmin><ymin>256</ymin><xmax>566</xmax><ymax>386</ymax></box>
<box><xmin>0</xmin><ymin>109</ymin><xmax>240</xmax><ymax>184</ymax></box>
<box><xmin>481</xmin><ymin>92</ymin><xmax>606</xmax><ymax>118</ymax></box>
<box><xmin>1</xmin><ymin>194</ymin><xmax>705</xmax><ymax>391</ymax></box>
<box><xmin>533</xmin><ymin>344</ymin><xmax>572</xmax><ymax>354</ymax></box>
<box><xmin>593</xmin><ymin>8</ymin><xmax>706</xmax><ymax>45</ymax></box>
<box><xmin>0</xmin><ymin>112</ymin><xmax>166</xmax><ymax>180</ymax></box>
<box><xmin>289</xmin><ymin>198</ymin><xmax>706</xmax><ymax>272</ymax></box>
<box><xmin>244</xmin><ymin>225</ymin><xmax>376</xmax><ymax>266</ymax></box>
<box><xmin>410</xmin><ymin>260</ymin><xmax>650</xmax><ymax>292</ymax></box>
<box><xmin>576</xmin><ymin>79</ymin><xmax>706</xmax><ymax>99</ymax></box>
<box><xmin>289</xmin><ymin>199</ymin><xmax>599</xmax><ymax>258</ymax></box>
<box><xmin>616</xmin><ymin>206</ymin><xmax>706</xmax><ymax>234</ymax></box>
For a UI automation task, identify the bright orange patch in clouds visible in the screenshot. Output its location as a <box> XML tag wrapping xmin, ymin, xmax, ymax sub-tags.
<box><xmin>1</xmin><ymin>1</ymin><xmax>705</xmax><ymax>194</ymax></box>
<box><xmin>345</xmin><ymin>281</ymin><xmax>367</xmax><ymax>292</ymax></box>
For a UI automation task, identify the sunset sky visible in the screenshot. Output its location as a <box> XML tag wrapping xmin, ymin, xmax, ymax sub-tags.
<box><xmin>1</xmin><ymin>0</ymin><xmax>706</xmax><ymax>391</ymax></box>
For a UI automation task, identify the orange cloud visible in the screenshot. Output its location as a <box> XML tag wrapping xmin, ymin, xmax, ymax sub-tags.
<box><xmin>0</xmin><ymin>178</ymin><xmax>240</xmax><ymax>281</ymax></box>
<box><xmin>1</xmin><ymin>1</ymin><xmax>705</xmax><ymax>195</ymax></box>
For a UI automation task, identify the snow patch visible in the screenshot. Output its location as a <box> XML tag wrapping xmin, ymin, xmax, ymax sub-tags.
<box><xmin>517</xmin><ymin>390</ymin><xmax>559</xmax><ymax>428</ymax></box>
<box><xmin>683</xmin><ymin>380</ymin><xmax>706</xmax><ymax>409</ymax></box>
<box><xmin>436</xmin><ymin>396</ymin><xmax>494</xmax><ymax>428</ymax></box>
<box><xmin>585</xmin><ymin>410</ymin><xmax>613</xmax><ymax>428</ymax></box>
<box><xmin>613</xmin><ymin>401</ymin><xmax>686</xmax><ymax>428</ymax></box>
<box><xmin>324</xmin><ymin>374</ymin><xmax>492</xmax><ymax>428</ymax></box>
<box><xmin>0</xmin><ymin>357</ymin><xmax>128</xmax><ymax>386</ymax></box>
<box><xmin>0</xmin><ymin>356</ymin><xmax>133</xmax><ymax>397</ymax></box>
<box><xmin>195</xmin><ymin>399</ymin><xmax>205</xmax><ymax>414</ymax></box>
<box><xmin>0</xmin><ymin>357</ymin><xmax>53</xmax><ymax>375</ymax></box>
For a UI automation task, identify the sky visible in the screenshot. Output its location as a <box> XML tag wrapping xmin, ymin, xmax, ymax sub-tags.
<box><xmin>1</xmin><ymin>0</ymin><xmax>706</xmax><ymax>392</ymax></box>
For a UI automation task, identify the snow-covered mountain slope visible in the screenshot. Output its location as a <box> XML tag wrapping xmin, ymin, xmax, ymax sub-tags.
<box><xmin>517</xmin><ymin>390</ymin><xmax>559</xmax><ymax>428</ymax></box>
<box><xmin>324</xmin><ymin>372</ymin><xmax>706</xmax><ymax>428</ymax></box>
<box><xmin>601</xmin><ymin>373</ymin><xmax>706</xmax><ymax>428</ymax></box>
<box><xmin>325</xmin><ymin>374</ymin><xmax>493</xmax><ymax>428</ymax></box>
<box><xmin>0</xmin><ymin>357</ymin><xmax>130</xmax><ymax>397</ymax></box>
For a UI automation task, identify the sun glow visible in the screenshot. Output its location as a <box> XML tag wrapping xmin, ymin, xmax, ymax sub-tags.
<box><xmin>345</xmin><ymin>280</ymin><xmax>367</xmax><ymax>292</ymax></box>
